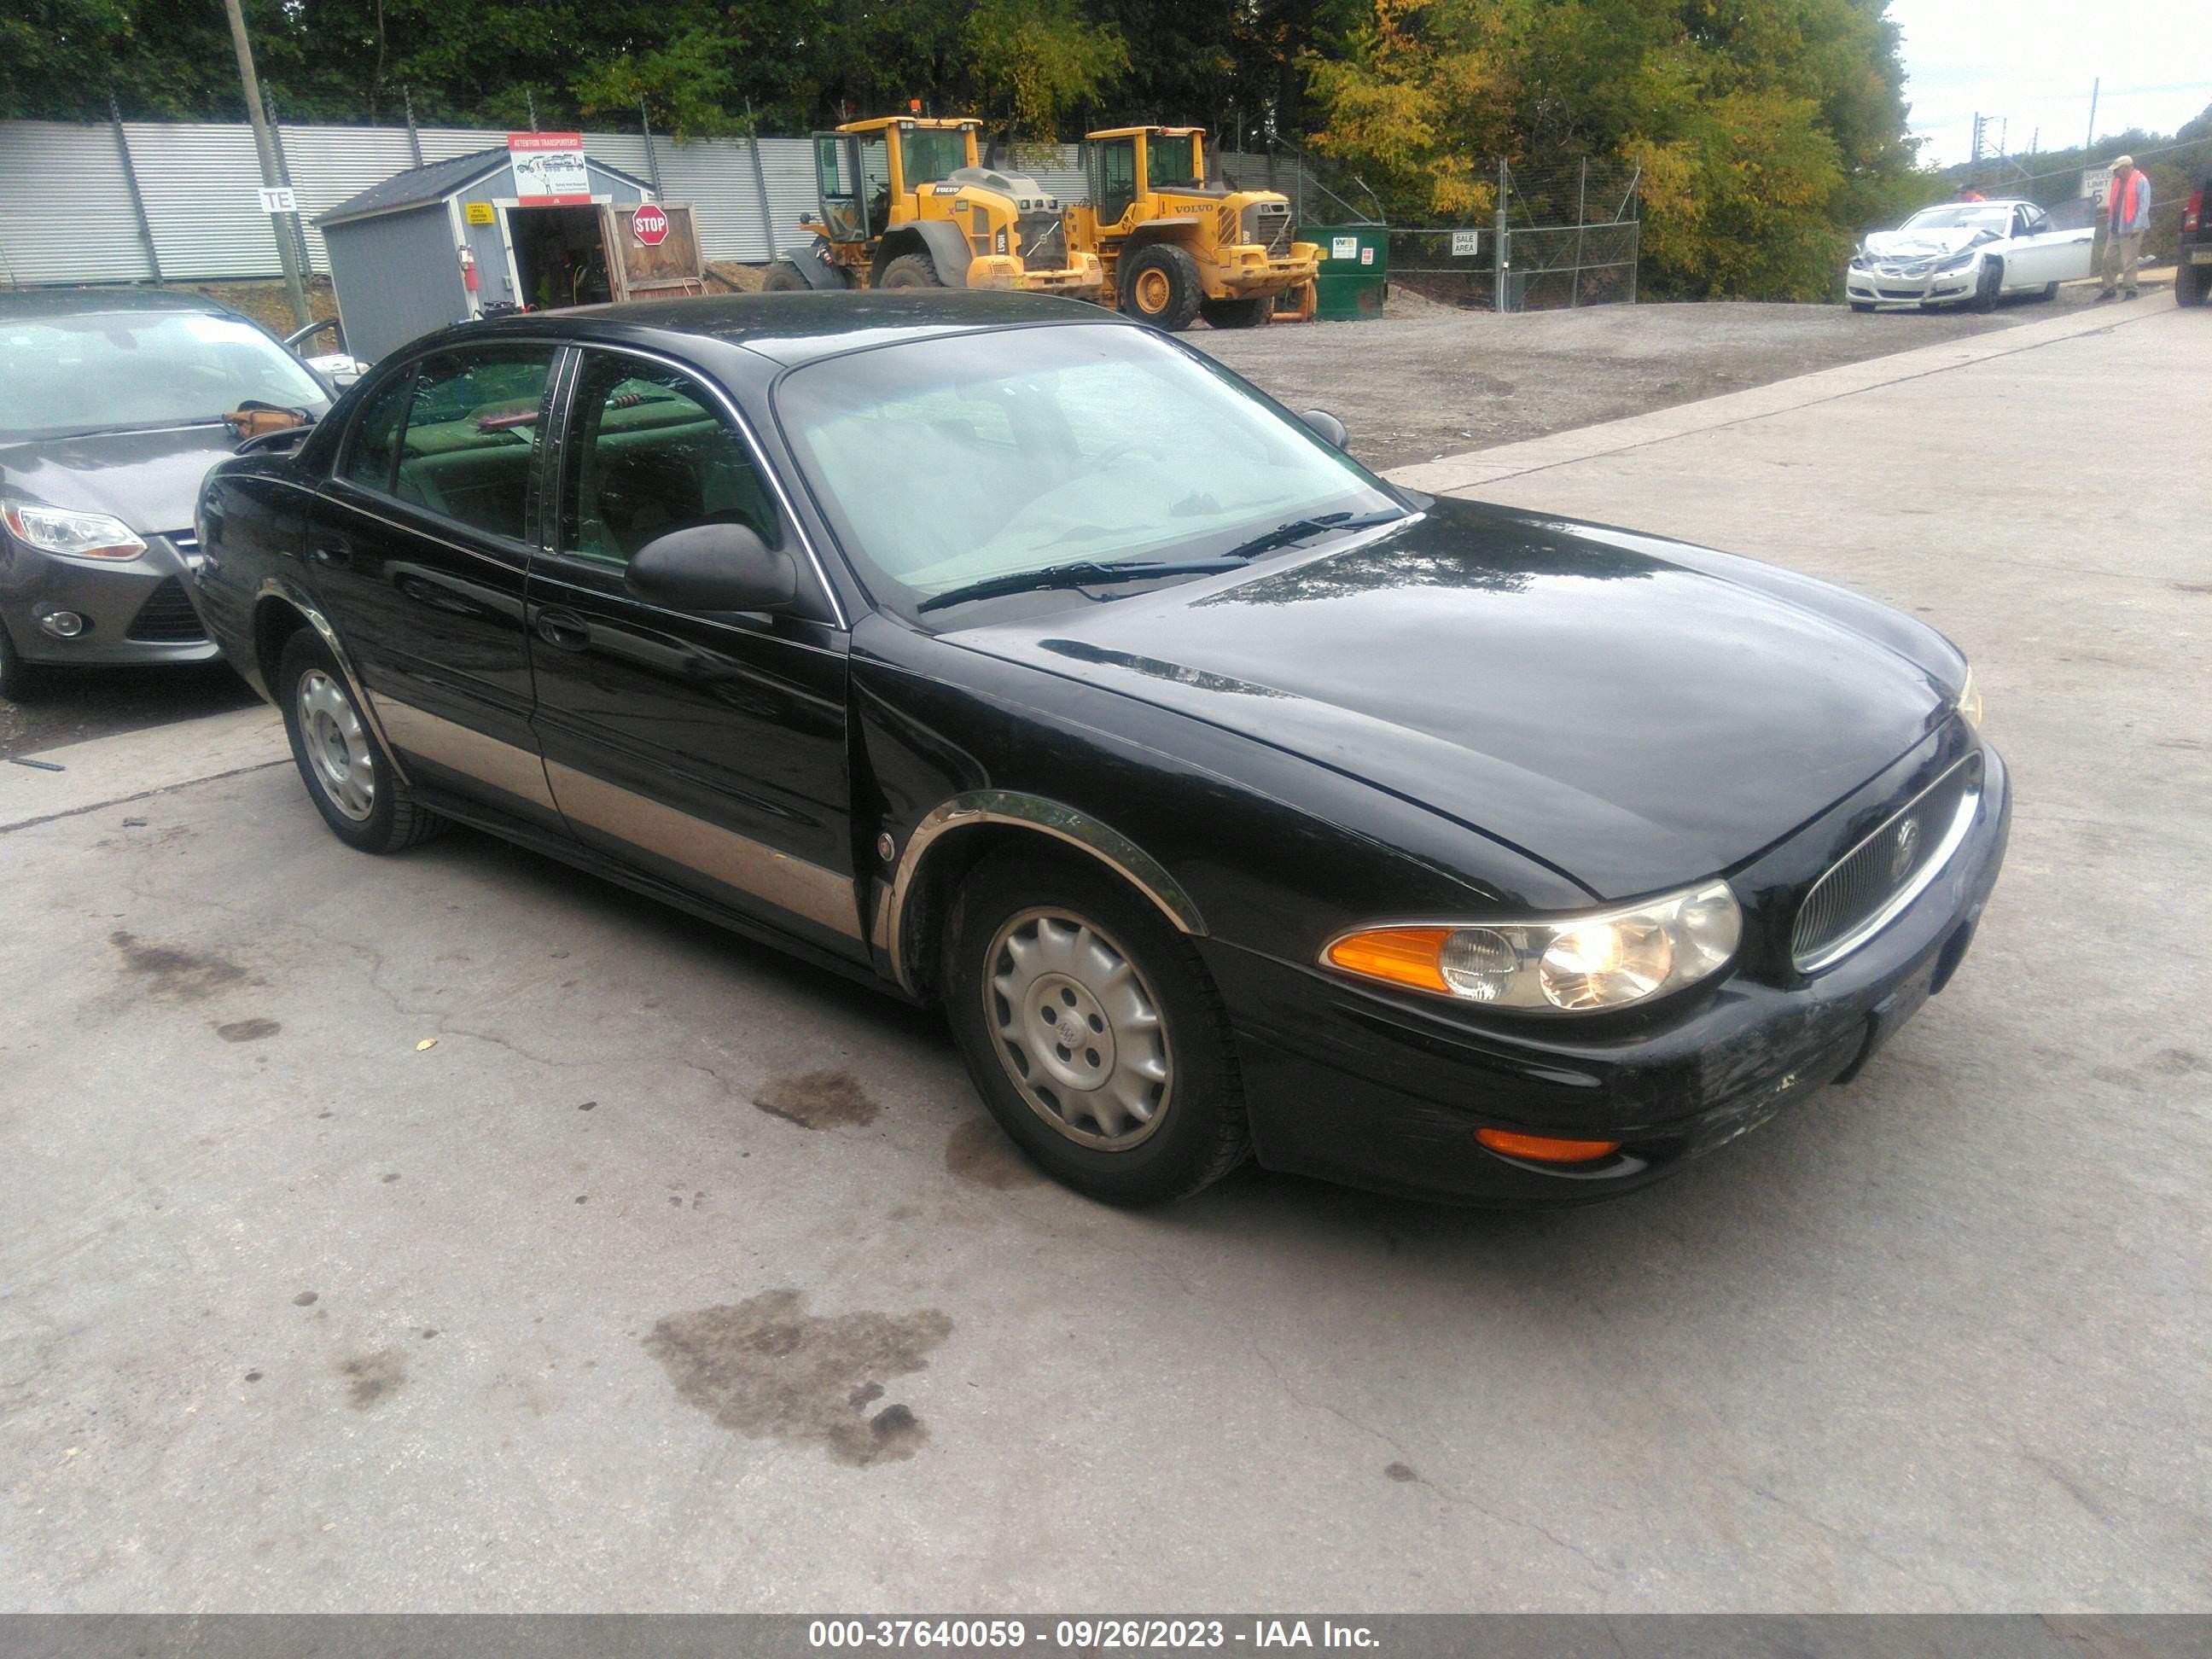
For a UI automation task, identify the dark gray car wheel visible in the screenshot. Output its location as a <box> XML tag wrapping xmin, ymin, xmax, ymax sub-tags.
<box><xmin>1972</xmin><ymin>259</ymin><xmax>2002</xmax><ymax>311</ymax></box>
<box><xmin>0</xmin><ymin>616</ymin><xmax>39</xmax><ymax>702</ymax></box>
<box><xmin>276</xmin><ymin>628</ymin><xmax>444</xmax><ymax>854</ymax></box>
<box><xmin>944</xmin><ymin>847</ymin><xmax>1249</xmax><ymax>1205</ymax></box>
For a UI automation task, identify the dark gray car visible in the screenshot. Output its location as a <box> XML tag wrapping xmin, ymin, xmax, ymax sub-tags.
<box><xmin>0</xmin><ymin>289</ymin><xmax>331</xmax><ymax>697</ymax></box>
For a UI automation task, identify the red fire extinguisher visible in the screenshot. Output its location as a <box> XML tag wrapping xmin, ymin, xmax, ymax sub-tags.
<box><xmin>459</xmin><ymin>245</ymin><xmax>480</xmax><ymax>293</ymax></box>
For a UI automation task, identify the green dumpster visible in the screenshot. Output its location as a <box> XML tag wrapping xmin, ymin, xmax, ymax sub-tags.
<box><xmin>1306</xmin><ymin>223</ymin><xmax>1388</xmax><ymax>319</ymax></box>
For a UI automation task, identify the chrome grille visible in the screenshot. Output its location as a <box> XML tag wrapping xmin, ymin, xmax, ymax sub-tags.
<box><xmin>1791</xmin><ymin>754</ymin><xmax>1981</xmax><ymax>972</ymax></box>
<box><xmin>1014</xmin><ymin>212</ymin><xmax>1067</xmax><ymax>269</ymax></box>
<box><xmin>125</xmin><ymin>575</ymin><xmax>207</xmax><ymax>643</ymax></box>
<box><xmin>1242</xmin><ymin>201</ymin><xmax>1294</xmax><ymax>257</ymax></box>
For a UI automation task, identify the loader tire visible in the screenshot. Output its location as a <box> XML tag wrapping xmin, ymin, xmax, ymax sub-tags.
<box><xmin>879</xmin><ymin>253</ymin><xmax>946</xmax><ymax>290</ymax></box>
<box><xmin>762</xmin><ymin>261</ymin><xmax>811</xmax><ymax>292</ymax></box>
<box><xmin>1121</xmin><ymin>245</ymin><xmax>1203</xmax><ymax>331</ymax></box>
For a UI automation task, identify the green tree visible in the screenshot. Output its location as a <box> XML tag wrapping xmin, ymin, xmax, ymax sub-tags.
<box><xmin>963</xmin><ymin>0</ymin><xmax>1129</xmax><ymax>139</ymax></box>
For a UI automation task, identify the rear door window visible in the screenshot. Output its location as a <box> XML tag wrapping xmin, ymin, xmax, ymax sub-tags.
<box><xmin>557</xmin><ymin>352</ymin><xmax>781</xmax><ymax>568</ymax></box>
<box><xmin>392</xmin><ymin>345</ymin><xmax>556</xmax><ymax>544</ymax></box>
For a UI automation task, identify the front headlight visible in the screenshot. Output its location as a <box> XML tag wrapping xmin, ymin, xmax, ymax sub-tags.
<box><xmin>1323</xmin><ymin>881</ymin><xmax>1743</xmax><ymax>1014</ymax></box>
<box><xmin>1934</xmin><ymin>247</ymin><xmax>1981</xmax><ymax>272</ymax></box>
<box><xmin>1</xmin><ymin>500</ymin><xmax>147</xmax><ymax>562</ymax></box>
<box><xmin>1955</xmin><ymin>665</ymin><xmax>1983</xmax><ymax>731</ymax></box>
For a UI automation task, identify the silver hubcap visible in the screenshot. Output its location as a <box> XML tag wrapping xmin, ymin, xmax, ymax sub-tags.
<box><xmin>296</xmin><ymin>668</ymin><xmax>375</xmax><ymax>823</ymax></box>
<box><xmin>985</xmin><ymin>908</ymin><xmax>1173</xmax><ymax>1150</ymax></box>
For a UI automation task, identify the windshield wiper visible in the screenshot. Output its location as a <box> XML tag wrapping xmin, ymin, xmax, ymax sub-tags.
<box><xmin>1218</xmin><ymin>509</ymin><xmax>1402</xmax><ymax>562</ymax></box>
<box><xmin>917</xmin><ymin>557</ymin><xmax>1249</xmax><ymax>613</ymax></box>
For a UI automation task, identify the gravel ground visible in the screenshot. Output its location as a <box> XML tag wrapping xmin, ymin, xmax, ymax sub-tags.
<box><xmin>1190</xmin><ymin>280</ymin><xmax>2165</xmax><ymax>473</ymax></box>
<box><xmin>0</xmin><ymin>276</ymin><xmax>2168</xmax><ymax>760</ymax></box>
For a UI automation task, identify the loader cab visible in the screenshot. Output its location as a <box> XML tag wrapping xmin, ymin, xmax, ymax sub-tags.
<box><xmin>1087</xmin><ymin>126</ymin><xmax>1210</xmax><ymax>229</ymax></box>
<box><xmin>812</xmin><ymin>118</ymin><xmax>981</xmax><ymax>247</ymax></box>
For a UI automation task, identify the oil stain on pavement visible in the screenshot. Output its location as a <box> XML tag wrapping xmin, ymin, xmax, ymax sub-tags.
<box><xmin>944</xmin><ymin>1117</ymin><xmax>1044</xmax><ymax>1189</ymax></box>
<box><xmin>752</xmin><ymin>1068</ymin><xmax>880</xmax><ymax>1130</ymax></box>
<box><xmin>644</xmin><ymin>1289</ymin><xmax>952</xmax><ymax>1466</ymax></box>
<box><xmin>214</xmin><ymin>1017</ymin><xmax>282</xmax><ymax>1043</ymax></box>
<box><xmin>110</xmin><ymin>930</ymin><xmax>247</xmax><ymax>1003</ymax></box>
<box><xmin>336</xmin><ymin>1350</ymin><xmax>407</xmax><ymax>1408</ymax></box>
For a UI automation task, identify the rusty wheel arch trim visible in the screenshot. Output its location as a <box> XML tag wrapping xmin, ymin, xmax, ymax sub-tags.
<box><xmin>876</xmin><ymin>790</ymin><xmax>1206</xmax><ymax>996</ymax></box>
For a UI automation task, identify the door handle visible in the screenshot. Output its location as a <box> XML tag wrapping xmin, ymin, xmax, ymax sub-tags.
<box><xmin>534</xmin><ymin>608</ymin><xmax>592</xmax><ymax>652</ymax></box>
<box><xmin>308</xmin><ymin>534</ymin><xmax>351</xmax><ymax>568</ymax></box>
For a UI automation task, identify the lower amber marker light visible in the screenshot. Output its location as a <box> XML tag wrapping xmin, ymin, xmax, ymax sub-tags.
<box><xmin>1476</xmin><ymin>1128</ymin><xmax>1622</xmax><ymax>1164</ymax></box>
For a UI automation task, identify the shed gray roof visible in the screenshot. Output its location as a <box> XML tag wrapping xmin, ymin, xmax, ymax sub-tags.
<box><xmin>317</xmin><ymin>147</ymin><xmax>654</xmax><ymax>229</ymax></box>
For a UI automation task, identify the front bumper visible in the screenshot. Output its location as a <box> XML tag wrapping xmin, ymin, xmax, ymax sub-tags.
<box><xmin>1215</xmin><ymin>245</ymin><xmax>1322</xmax><ymax>297</ymax></box>
<box><xmin>0</xmin><ymin>529</ymin><xmax>217</xmax><ymax>667</ymax></box>
<box><xmin>1847</xmin><ymin>260</ymin><xmax>1980</xmax><ymax>308</ymax></box>
<box><xmin>969</xmin><ymin>253</ymin><xmax>1106</xmax><ymax>299</ymax></box>
<box><xmin>1205</xmin><ymin>744</ymin><xmax>2011</xmax><ymax>1206</ymax></box>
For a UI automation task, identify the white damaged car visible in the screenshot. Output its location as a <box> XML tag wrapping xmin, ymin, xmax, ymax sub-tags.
<box><xmin>1848</xmin><ymin>199</ymin><xmax>2094</xmax><ymax>312</ymax></box>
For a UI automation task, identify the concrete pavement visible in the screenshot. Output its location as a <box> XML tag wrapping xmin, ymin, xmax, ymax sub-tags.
<box><xmin>2</xmin><ymin>300</ymin><xmax>2206</xmax><ymax>1613</ymax></box>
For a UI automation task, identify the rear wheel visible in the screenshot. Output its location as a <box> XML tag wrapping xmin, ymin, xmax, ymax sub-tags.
<box><xmin>1199</xmin><ymin>296</ymin><xmax>1270</xmax><ymax>329</ymax></box>
<box><xmin>943</xmin><ymin>848</ymin><xmax>1249</xmax><ymax>1205</ymax></box>
<box><xmin>2179</xmin><ymin>259</ymin><xmax>2209</xmax><ymax>307</ymax></box>
<box><xmin>276</xmin><ymin>629</ymin><xmax>443</xmax><ymax>854</ymax></box>
<box><xmin>1971</xmin><ymin>259</ymin><xmax>2002</xmax><ymax>311</ymax></box>
<box><xmin>878</xmin><ymin>253</ymin><xmax>945</xmax><ymax>290</ymax></box>
<box><xmin>2041</xmin><ymin>279</ymin><xmax>2062</xmax><ymax>302</ymax></box>
<box><xmin>1120</xmin><ymin>244</ymin><xmax>1204</xmax><ymax>332</ymax></box>
<box><xmin>761</xmin><ymin>260</ymin><xmax>811</xmax><ymax>292</ymax></box>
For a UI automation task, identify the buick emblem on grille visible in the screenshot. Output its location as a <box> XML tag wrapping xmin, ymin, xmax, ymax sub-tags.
<box><xmin>1889</xmin><ymin>817</ymin><xmax>1921</xmax><ymax>882</ymax></box>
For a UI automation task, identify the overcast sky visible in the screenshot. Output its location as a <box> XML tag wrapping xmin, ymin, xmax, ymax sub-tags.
<box><xmin>1889</xmin><ymin>0</ymin><xmax>2212</xmax><ymax>171</ymax></box>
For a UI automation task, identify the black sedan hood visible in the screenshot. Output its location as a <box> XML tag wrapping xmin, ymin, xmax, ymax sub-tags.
<box><xmin>947</xmin><ymin>501</ymin><xmax>1959</xmax><ymax>900</ymax></box>
<box><xmin>0</xmin><ymin>424</ymin><xmax>240</xmax><ymax>535</ymax></box>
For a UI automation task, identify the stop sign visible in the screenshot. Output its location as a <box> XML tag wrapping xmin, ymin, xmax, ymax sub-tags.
<box><xmin>632</xmin><ymin>204</ymin><xmax>670</xmax><ymax>246</ymax></box>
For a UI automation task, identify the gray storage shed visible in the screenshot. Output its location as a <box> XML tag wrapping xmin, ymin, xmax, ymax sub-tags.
<box><xmin>317</xmin><ymin>148</ymin><xmax>687</xmax><ymax>364</ymax></box>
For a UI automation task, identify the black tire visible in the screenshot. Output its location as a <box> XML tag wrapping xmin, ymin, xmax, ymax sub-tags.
<box><xmin>878</xmin><ymin>252</ymin><xmax>945</xmax><ymax>290</ymax></box>
<box><xmin>1199</xmin><ymin>296</ymin><xmax>1270</xmax><ymax>329</ymax></box>
<box><xmin>2041</xmin><ymin>280</ymin><xmax>2062</xmax><ymax>302</ymax></box>
<box><xmin>0</xmin><ymin>616</ymin><xmax>40</xmax><ymax>702</ymax></box>
<box><xmin>1849</xmin><ymin>300</ymin><xmax>1875</xmax><ymax>313</ymax></box>
<box><xmin>1971</xmin><ymin>259</ymin><xmax>2002</xmax><ymax>312</ymax></box>
<box><xmin>943</xmin><ymin>847</ymin><xmax>1249</xmax><ymax>1205</ymax></box>
<box><xmin>2179</xmin><ymin>260</ymin><xmax>2209</xmax><ymax>307</ymax></box>
<box><xmin>1119</xmin><ymin>244</ymin><xmax>1204</xmax><ymax>331</ymax></box>
<box><xmin>761</xmin><ymin>260</ymin><xmax>811</xmax><ymax>293</ymax></box>
<box><xmin>275</xmin><ymin>628</ymin><xmax>444</xmax><ymax>854</ymax></box>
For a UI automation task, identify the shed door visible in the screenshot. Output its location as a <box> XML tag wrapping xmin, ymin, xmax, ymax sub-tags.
<box><xmin>610</xmin><ymin>203</ymin><xmax>704</xmax><ymax>300</ymax></box>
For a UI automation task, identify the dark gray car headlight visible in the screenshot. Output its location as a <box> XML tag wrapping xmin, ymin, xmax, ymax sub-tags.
<box><xmin>1</xmin><ymin>500</ymin><xmax>148</xmax><ymax>562</ymax></box>
<box><xmin>1322</xmin><ymin>881</ymin><xmax>1743</xmax><ymax>1013</ymax></box>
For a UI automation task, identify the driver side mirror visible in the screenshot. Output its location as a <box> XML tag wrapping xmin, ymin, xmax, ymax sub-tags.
<box><xmin>1301</xmin><ymin>408</ymin><xmax>1349</xmax><ymax>450</ymax></box>
<box><xmin>626</xmin><ymin>522</ymin><xmax>797</xmax><ymax>614</ymax></box>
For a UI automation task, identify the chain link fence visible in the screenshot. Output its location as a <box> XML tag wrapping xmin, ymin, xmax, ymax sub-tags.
<box><xmin>1389</xmin><ymin>158</ymin><xmax>1641</xmax><ymax>312</ymax></box>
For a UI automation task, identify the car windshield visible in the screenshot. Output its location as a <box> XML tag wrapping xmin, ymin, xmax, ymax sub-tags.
<box><xmin>1900</xmin><ymin>205</ymin><xmax>2012</xmax><ymax>235</ymax></box>
<box><xmin>774</xmin><ymin>324</ymin><xmax>1400</xmax><ymax>619</ymax></box>
<box><xmin>0</xmin><ymin>310</ymin><xmax>329</xmax><ymax>442</ymax></box>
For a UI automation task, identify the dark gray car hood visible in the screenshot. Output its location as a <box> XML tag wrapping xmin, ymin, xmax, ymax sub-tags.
<box><xmin>0</xmin><ymin>424</ymin><xmax>242</xmax><ymax>535</ymax></box>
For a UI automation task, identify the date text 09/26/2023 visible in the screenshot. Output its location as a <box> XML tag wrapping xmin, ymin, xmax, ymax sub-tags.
<box><xmin>807</xmin><ymin>1620</ymin><xmax>1380</xmax><ymax>1650</ymax></box>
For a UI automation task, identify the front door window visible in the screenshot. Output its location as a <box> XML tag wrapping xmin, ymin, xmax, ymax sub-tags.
<box><xmin>1096</xmin><ymin>140</ymin><xmax>1138</xmax><ymax>224</ymax></box>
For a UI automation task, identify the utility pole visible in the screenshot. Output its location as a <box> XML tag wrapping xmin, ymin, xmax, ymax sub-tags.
<box><xmin>220</xmin><ymin>0</ymin><xmax>311</xmax><ymax>328</ymax></box>
<box><xmin>2085</xmin><ymin>78</ymin><xmax>2099</xmax><ymax>156</ymax></box>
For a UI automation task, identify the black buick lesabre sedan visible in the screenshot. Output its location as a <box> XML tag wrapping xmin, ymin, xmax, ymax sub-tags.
<box><xmin>193</xmin><ymin>292</ymin><xmax>2007</xmax><ymax>1207</ymax></box>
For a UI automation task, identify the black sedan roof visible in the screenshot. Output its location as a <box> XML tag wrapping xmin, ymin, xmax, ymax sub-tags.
<box><xmin>0</xmin><ymin>287</ymin><xmax>234</xmax><ymax>321</ymax></box>
<box><xmin>451</xmin><ymin>289</ymin><xmax>1126</xmax><ymax>369</ymax></box>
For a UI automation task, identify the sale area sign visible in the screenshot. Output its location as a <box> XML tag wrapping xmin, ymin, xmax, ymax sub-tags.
<box><xmin>508</xmin><ymin>133</ymin><xmax>590</xmax><ymax>203</ymax></box>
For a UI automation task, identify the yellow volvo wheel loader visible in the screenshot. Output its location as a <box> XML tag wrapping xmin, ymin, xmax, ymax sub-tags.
<box><xmin>1068</xmin><ymin>127</ymin><xmax>1321</xmax><ymax>330</ymax></box>
<box><xmin>763</xmin><ymin>116</ymin><xmax>1103</xmax><ymax>299</ymax></box>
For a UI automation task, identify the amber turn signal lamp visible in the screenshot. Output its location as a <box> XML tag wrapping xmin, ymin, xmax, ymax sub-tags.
<box><xmin>1322</xmin><ymin>927</ymin><xmax>1452</xmax><ymax>993</ymax></box>
<box><xmin>1476</xmin><ymin>1128</ymin><xmax>1622</xmax><ymax>1164</ymax></box>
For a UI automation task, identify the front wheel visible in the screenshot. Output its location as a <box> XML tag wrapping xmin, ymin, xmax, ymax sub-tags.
<box><xmin>276</xmin><ymin>628</ymin><xmax>443</xmax><ymax>854</ymax></box>
<box><xmin>0</xmin><ymin>617</ymin><xmax>39</xmax><ymax>701</ymax></box>
<box><xmin>2179</xmin><ymin>261</ymin><xmax>2209</xmax><ymax>307</ymax></box>
<box><xmin>1849</xmin><ymin>300</ymin><xmax>1875</xmax><ymax>314</ymax></box>
<box><xmin>1971</xmin><ymin>259</ymin><xmax>2002</xmax><ymax>312</ymax></box>
<box><xmin>943</xmin><ymin>848</ymin><xmax>1249</xmax><ymax>1205</ymax></box>
<box><xmin>1199</xmin><ymin>296</ymin><xmax>1270</xmax><ymax>329</ymax></box>
<box><xmin>878</xmin><ymin>252</ymin><xmax>946</xmax><ymax>290</ymax></box>
<box><xmin>1119</xmin><ymin>244</ymin><xmax>1205</xmax><ymax>332</ymax></box>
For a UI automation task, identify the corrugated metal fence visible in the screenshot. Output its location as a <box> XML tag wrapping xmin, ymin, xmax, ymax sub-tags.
<box><xmin>0</xmin><ymin>119</ymin><xmax>949</xmax><ymax>284</ymax></box>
